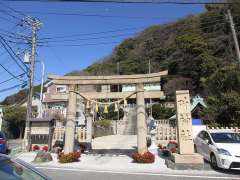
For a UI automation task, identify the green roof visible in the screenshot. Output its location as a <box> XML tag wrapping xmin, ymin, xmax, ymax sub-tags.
<box><xmin>169</xmin><ymin>95</ymin><xmax>207</xmax><ymax>120</ymax></box>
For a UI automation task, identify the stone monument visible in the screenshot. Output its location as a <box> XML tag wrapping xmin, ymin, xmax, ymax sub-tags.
<box><xmin>173</xmin><ymin>90</ymin><xmax>203</xmax><ymax>165</ymax></box>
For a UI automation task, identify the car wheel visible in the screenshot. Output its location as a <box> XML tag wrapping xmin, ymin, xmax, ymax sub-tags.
<box><xmin>210</xmin><ymin>154</ymin><xmax>218</xmax><ymax>169</ymax></box>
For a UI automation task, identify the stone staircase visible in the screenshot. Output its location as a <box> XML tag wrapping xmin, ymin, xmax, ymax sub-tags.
<box><xmin>117</xmin><ymin>107</ymin><xmax>137</xmax><ymax>135</ymax></box>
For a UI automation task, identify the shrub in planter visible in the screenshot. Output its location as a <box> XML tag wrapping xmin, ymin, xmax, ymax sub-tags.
<box><xmin>32</xmin><ymin>145</ymin><xmax>40</xmax><ymax>151</ymax></box>
<box><xmin>42</xmin><ymin>146</ymin><xmax>48</xmax><ymax>152</ymax></box>
<box><xmin>58</xmin><ymin>150</ymin><xmax>81</xmax><ymax>163</ymax></box>
<box><xmin>132</xmin><ymin>151</ymin><xmax>155</xmax><ymax>163</ymax></box>
<box><xmin>167</xmin><ymin>141</ymin><xmax>178</xmax><ymax>154</ymax></box>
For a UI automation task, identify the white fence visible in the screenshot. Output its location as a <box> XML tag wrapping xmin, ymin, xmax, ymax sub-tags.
<box><xmin>52</xmin><ymin>126</ymin><xmax>88</xmax><ymax>145</ymax></box>
<box><xmin>206</xmin><ymin>126</ymin><xmax>240</xmax><ymax>133</ymax></box>
<box><xmin>155</xmin><ymin>120</ymin><xmax>240</xmax><ymax>145</ymax></box>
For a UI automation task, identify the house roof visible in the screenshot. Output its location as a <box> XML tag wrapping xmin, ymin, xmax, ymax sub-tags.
<box><xmin>169</xmin><ymin>95</ymin><xmax>207</xmax><ymax>120</ymax></box>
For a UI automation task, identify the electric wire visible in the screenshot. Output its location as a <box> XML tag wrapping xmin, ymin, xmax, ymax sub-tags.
<box><xmin>0</xmin><ymin>73</ymin><xmax>26</xmax><ymax>85</ymax></box>
<box><xmin>0</xmin><ymin>36</ymin><xmax>29</xmax><ymax>73</ymax></box>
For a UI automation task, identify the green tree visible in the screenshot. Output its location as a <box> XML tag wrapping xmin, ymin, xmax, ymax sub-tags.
<box><xmin>3</xmin><ymin>106</ymin><xmax>26</xmax><ymax>138</ymax></box>
<box><xmin>203</xmin><ymin>65</ymin><xmax>240</xmax><ymax>126</ymax></box>
<box><xmin>151</xmin><ymin>104</ymin><xmax>175</xmax><ymax>119</ymax></box>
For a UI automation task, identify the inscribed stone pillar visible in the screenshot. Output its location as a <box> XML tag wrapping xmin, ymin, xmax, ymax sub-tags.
<box><xmin>86</xmin><ymin>115</ymin><xmax>93</xmax><ymax>143</ymax></box>
<box><xmin>64</xmin><ymin>85</ymin><xmax>77</xmax><ymax>153</ymax></box>
<box><xmin>136</xmin><ymin>83</ymin><xmax>147</xmax><ymax>154</ymax></box>
<box><xmin>176</xmin><ymin>90</ymin><xmax>194</xmax><ymax>154</ymax></box>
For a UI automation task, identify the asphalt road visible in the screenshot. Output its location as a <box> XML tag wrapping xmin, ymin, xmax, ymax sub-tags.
<box><xmin>38</xmin><ymin>167</ymin><xmax>240</xmax><ymax>180</ymax></box>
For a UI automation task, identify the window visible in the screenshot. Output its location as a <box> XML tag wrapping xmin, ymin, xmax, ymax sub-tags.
<box><xmin>56</xmin><ymin>86</ymin><xmax>66</xmax><ymax>93</ymax></box>
<box><xmin>210</xmin><ymin>133</ymin><xmax>240</xmax><ymax>143</ymax></box>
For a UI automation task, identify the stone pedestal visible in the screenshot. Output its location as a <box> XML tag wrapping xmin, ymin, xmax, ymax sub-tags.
<box><xmin>64</xmin><ymin>85</ymin><xmax>77</xmax><ymax>154</ymax></box>
<box><xmin>173</xmin><ymin>153</ymin><xmax>204</xmax><ymax>164</ymax></box>
<box><xmin>136</xmin><ymin>83</ymin><xmax>147</xmax><ymax>154</ymax></box>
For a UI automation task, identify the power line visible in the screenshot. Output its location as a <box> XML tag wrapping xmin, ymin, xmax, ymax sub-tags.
<box><xmin>39</xmin><ymin>23</ymin><xmax>230</xmax><ymax>47</ymax></box>
<box><xmin>0</xmin><ymin>83</ymin><xmax>25</xmax><ymax>93</ymax></box>
<box><xmin>38</xmin><ymin>32</ymin><xmax>137</xmax><ymax>43</ymax></box>
<box><xmin>5</xmin><ymin>9</ymin><xmax>182</xmax><ymax>20</ymax></box>
<box><xmin>0</xmin><ymin>36</ymin><xmax>29</xmax><ymax>73</ymax></box>
<box><xmin>0</xmin><ymin>9</ymin><xmax>23</xmax><ymax>21</ymax></box>
<box><xmin>38</xmin><ymin>14</ymin><xmax>228</xmax><ymax>41</ymax></box>
<box><xmin>40</xmin><ymin>26</ymin><xmax>148</xmax><ymax>40</ymax></box>
<box><xmin>41</xmin><ymin>40</ymin><xmax>120</xmax><ymax>47</ymax></box>
<box><xmin>0</xmin><ymin>1</ymin><xmax>26</xmax><ymax>17</ymax></box>
<box><xmin>0</xmin><ymin>62</ymin><xmax>26</xmax><ymax>82</ymax></box>
<box><xmin>3</xmin><ymin>0</ymin><xmax>240</xmax><ymax>4</ymax></box>
<box><xmin>0</xmin><ymin>15</ymin><xmax>18</xmax><ymax>24</ymax></box>
<box><xmin>0</xmin><ymin>73</ymin><xmax>26</xmax><ymax>85</ymax></box>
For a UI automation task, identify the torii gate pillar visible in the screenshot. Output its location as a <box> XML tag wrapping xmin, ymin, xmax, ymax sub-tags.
<box><xmin>64</xmin><ymin>85</ymin><xmax>77</xmax><ymax>153</ymax></box>
<box><xmin>136</xmin><ymin>83</ymin><xmax>148</xmax><ymax>154</ymax></box>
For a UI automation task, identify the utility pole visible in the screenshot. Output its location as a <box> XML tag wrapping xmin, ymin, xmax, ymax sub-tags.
<box><xmin>39</xmin><ymin>60</ymin><xmax>45</xmax><ymax>118</ymax></box>
<box><xmin>117</xmin><ymin>61</ymin><xmax>120</xmax><ymax>134</ymax></box>
<box><xmin>24</xmin><ymin>17</ymin><xmax>42</xmax><ymax>151</ymax></box>
<box><xmin>227</xmin><ymin>9</ymin><xmax>240</xmax><ymax>63</ymax></box>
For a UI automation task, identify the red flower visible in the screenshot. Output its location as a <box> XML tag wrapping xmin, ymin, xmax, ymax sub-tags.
<box><xmin>32</xmin><ymin>145</ymin><xmax>40</xmax><ymax>151</ymax></box>
<box><xmin>42</xmin><ymin>146</ymin><xmax>48</xmax><ymax>152</ymax></box>
<box><xmin>58</xmin><ymin>151</ymin><xmax>81</xmax><ymax>163</ymax></box>
<box><xmin>132</xmin><ymin>151</ymin><xmax>155</xmax><ymax>163</ymax></box>
<box><xmin>158</xmin><ymin>144</ymin><xmax>163</xmax><ymax>149</ymax></box>
<box><xmin>170</xmin><ymin>147</ymin><xmax>177</xmax><ymax>153</ymax></box>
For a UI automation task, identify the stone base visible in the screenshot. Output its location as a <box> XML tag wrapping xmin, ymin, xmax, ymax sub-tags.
<box><xmin>173</xmin><ymin>153</ymin><xmax>204</xmax><ymax>164</ymax></box>
<box><xmin>165</xmin><ymin>154</ymin><xmax>206</xmax><ymax>170</ymax></box>
<box><xmin>165</xmin><ymin>153</ymin><xmax>206</xmax><ymax>170</ymax></box>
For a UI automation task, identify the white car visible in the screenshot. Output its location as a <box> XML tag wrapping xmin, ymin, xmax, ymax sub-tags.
<box><xmin>194</xmin><ymin>129</ymin><xmax>240</xmax><ymax>170</ymax></box>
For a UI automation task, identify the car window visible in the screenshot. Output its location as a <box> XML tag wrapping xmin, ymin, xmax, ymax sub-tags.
<box><xmin>0</xmin><ymin>157</ymin><xmax>46</xmax><ymax>180</ymax></box>
<box><xmin>203</xmin><ymin>132</ymin><xmax>211</xmax><ymax>141</ymax></box>
<box><xmin>198</xmin><ymin>131</ymin><xmax>205</xmax><ymax>140</ymax></box>
<box><xmin>210</xmin><ymin>133</ymin><xmax>240</xmax><ymax>143</ymax></box>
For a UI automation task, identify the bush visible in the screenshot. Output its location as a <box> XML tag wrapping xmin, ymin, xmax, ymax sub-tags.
<box><xmin>94</xmin><ymin>119</ymin><xmax>111</xmax><ymax>128</ymax></box>
<box><xmin>161</xmin><ymin>141</ymin><xmax>178</xmax><ymax>156</ymax></box>
<box><xmin>58</xmin><ymin>151</ymin><xmax>81</xmax><ymax>163</ymax></box>
<box><xmin>42</xmin><ymin>146</ymin><xmax>48</xmax><ymax>152</ymax></box>
<box><xmin>32</xmin><ymin>145</ymin><xmax>40</xmax><ymax>151</ymax></box>
<box><xmin>167</xmin><ymin>141</ymin><xmax>178</xmax><ymax>153</ymax></box>
<box><xmin>132</xmin><ymin>151</ymin><xmax>155</xmax><ymax>163</ymax></box>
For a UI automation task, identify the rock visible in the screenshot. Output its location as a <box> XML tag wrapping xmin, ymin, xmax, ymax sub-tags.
<box><xmin>33</xmin><ymin>151</ymin><xmax>53</xmax><ymax>163</ymax></box>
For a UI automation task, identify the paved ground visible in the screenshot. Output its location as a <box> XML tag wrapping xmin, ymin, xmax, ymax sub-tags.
<box><xmin>17</xmin><ymin>152</ymin><xmax>240</xmax><ymax>180</ymax></box>
<box><xmin>92</xmin><ymin>135</ymin><xmax>137</xmax><ymax>150</ymax></box>
<box><xmin>38</xmin><ymin>167</ymin><xmax>240</xmax><ymax>180</ymax></box>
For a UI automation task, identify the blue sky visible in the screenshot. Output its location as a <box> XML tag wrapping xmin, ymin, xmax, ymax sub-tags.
<box><xmin>0</xmin><ymin>1</ymin><xmax>205</xmax><ymax>101</ymax></box>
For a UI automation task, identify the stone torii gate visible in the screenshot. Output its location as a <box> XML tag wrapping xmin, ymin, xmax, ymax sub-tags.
<box><xmin>49</xmin><ymin>71</ymin><xmax>168</xmax><ymax>154</ymax></box>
